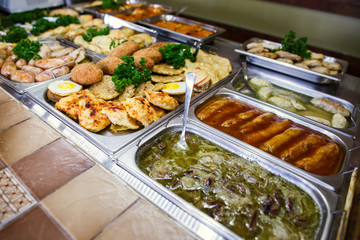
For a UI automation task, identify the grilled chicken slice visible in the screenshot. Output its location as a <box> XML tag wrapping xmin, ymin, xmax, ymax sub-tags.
<box><xmin>145</xmin><ymin>91</ymin><xmax>178</xmax><ymax>111</ymax></box>
<box><xmin>122</xmin><ymin>96</ymin><xmax>158</xmax><ymax>127</ymax></box>
<box><xmin>102</xmin><ymin>101</ymin><xmax>140</xmax><ymax>130</ymax></box>
<box><xmin>55</xmin><ymin>89</ymin><xmax>94</xmax><ymax>120</ymax></box>
<box><xmin>78</xmin><ymin>96</ymin><xmax>110</xmax><ymax>132</ymax></box>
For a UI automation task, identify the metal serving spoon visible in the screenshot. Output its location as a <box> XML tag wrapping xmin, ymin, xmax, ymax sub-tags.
<box><xmin>239</xmin><ymin>54</ymin><xmax>256</xmax><ymax>96</ymax></box>
<box><xmin>176</xmin><ymin>72</ymin><xmax>196</xmax><ymax>150</ymax></box>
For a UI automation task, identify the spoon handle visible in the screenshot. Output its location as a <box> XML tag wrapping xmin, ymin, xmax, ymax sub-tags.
<box><xmin>180</xmin><ymin>72</ymin><xmax>196</xmax><ymax>141</ymax></box>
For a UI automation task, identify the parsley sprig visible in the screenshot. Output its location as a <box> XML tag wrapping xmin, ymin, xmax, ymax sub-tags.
<box><xmin>0</xmin><ymin>26</ymin><xmax>28</xmax><ymax>43</ymax></box>
<box><xmin>102</xmin><ymin>0</ymin><xmax>123</xmax><ymax>9</ymax></box>
<box><xmin>159</xmin><ymin>43</ymin><xmax>196</xmax><ymax>69</ymax></box>
<box><xmin>82</xmin><ymin>27</ymin><xmax>110</xmax><ymax>42</ymax></box>
<box><xmin>12</xmin><ymin>39</ymin><xmax>42</xmax><ymax>61</ymax></box>
<box><xmin>280</xmin><ymin>30</ymin><xmax>311</xmax><ymax>59</ymax></box>
<box><xmin>112</xmin><ymin>56</ymin><xmax>151</xmax><ymax>93</ymax></box>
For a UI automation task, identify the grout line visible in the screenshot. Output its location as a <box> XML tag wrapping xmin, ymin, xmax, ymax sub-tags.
<box><xmin>90</xmin><ymin>197</ymin><xmax>141</xmax><ymax>240</ymax></box>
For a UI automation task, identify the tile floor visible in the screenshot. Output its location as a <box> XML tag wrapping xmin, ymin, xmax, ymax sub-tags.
<box><xmin>0</xmin><ymin>87</ymin><xmax>194</xmax><ymax>239</ymax></box>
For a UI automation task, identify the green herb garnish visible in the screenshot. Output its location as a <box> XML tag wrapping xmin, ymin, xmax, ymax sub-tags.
<box><xmin>0</xmin><ymin>26</ymin><xmax>28</xmax><ymax>43</ymax></box>
<box><xmin>30</xmin><ymin>18</ymin><xmax>57</xmax><ymax>36</ymax></box>
<box><xmin>159</xmin><ymin>43</ymin><xmax>196</xmax><ymax>69</ymax></box>
<box><xmin>30</xmin><ymin>15</ymin><xmax>80</xmax><ymax>36</ymax></box>
<box><xmin>0</xmin><ymin>8</ymin><xmax>48</xmax><ymax>28</ymax></box>
<box><xmin>82</xmin><ymin>27</ymin><xmax>110</xmax><ymax>42</ymax></box>
<box><xmin>112</xmin><ymin>56</ymin><xmax>151</xmax><ymax>92</ymax></box>
<box><xmin>102</xmin><ymin>0</ymin><xmax>123</xmax><ymax>9</ymax></box>
<box><xmin>55</xmin><ymin>14</ymin><xmax>80</xmax><ymax>27</ymax></box>
<box><xmin>109</xmin><ymin>39</ymin><xmax>128</xmax><ymax>50</ymax></box>
<box><xmin>12</xmin><ymin>39</ymin><xmax>42</xmax><ymax>61</ymax></box>
<box><xmin>281</xmin><ymin>30</ymin><xmax>311</xmax><ymax>59</ymax></box>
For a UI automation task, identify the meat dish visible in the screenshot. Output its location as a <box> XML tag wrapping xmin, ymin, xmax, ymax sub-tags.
<box><xmin>196</xmin><ymin>96</ymin><xmax>343</xmax><ymax>176</ymax></box>
<box><xmin>138</xmin><ymin>131</ymin><xmax>321</xmax><ymax>240</ymax></box>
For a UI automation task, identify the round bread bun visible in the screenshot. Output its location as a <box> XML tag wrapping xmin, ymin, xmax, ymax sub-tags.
<box><xmin>71</xmin><ymin>62</ymin><xmax>103</xmax><ymax>85</ymax></box>
<box><xmin>47</xmin><ymin>89</ymin><xmax>63</xmax><ymax>103</ymax></box>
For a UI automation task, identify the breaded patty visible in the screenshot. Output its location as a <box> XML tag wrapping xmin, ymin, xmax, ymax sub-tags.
<box><xmin>129</xmin><ymin>33</ymin><xmax>154</xmax><ymax>48</ymax></box>
<box><xmin>132</xmin><ymin>48</ymin><xmax>162</xmax><ymax>63</ymax></box>
<box><xmin>133</xmin><ymin>55</ymin><xmax>154</xmax><ymax>70</ymax></box>
<box><xmin>96</xmin><ymin>56</ymin><xmax>123</xmax><ymax>75</ymax></box>
<box><xmin>71</xmin><ymin>62</ymin><xmax>103</xmax><ymax>85</ymax></box>
<box><xmin>108</xmin><ymin>41</ymin><xmax>140</xmax><ymax>59</ymax></box>
<box><xmin>88</xmin><ymin>75</ymin><xmax>120</xmax><ymax>100</ymax></box>
<box><xmin>149</xmin><ymin>42</ymin><xmax>173</xmax><ymax>50</ymax></box>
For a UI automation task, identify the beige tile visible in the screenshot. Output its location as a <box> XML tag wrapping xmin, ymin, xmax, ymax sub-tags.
<box><xmin>42</xmin><ymin>165</ymin><xmax>138</xmax><ymax>240</ymax></box>
<box><xmin>0</xmin><ymin>100</ymin><xmax>32</xmax><ymax>131</ymax></box>
<box><xmin>0</xmin><ymin>117</ymin><xmax>60</xmax><ymax>165</ymax></box>
<box><xmin>0</xmin><ymin>88</ymin><xmax>12</xmax><ymax>104</ymax></box>
<box><xmin>95</xmin><ymin>199</ymin><xmax>195</xmax><ymax>240</ymax></box>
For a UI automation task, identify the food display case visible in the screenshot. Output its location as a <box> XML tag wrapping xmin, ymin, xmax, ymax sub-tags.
<box><xmin>235</xmin><ymin>38</ymin><xmax>349</xmax><ymax>84</ymax></box>
<box><xmin>0</xmin><ymin>3</ymin><xmax>359</xmax><ymax>240</ymax></box>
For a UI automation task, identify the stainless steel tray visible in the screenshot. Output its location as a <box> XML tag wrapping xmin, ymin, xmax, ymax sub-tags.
<box><xmin>224</xmin><ymin>64</ymin><xmax>359</xmax><ymax>139</ymax></box>
<box><xmin>116</xmin><ymin>121</ymin><xmax>338</xmax><ymax>240</ymax></box>
<box><xmin>0</xmin><ymin>39</ymin><xmax>102</xmax><ymax>94</ymax></box>
<box><xmin>139</xmin><ymin>14</ymin><xmax>226</xmax><ymax>44</ymax></box>
<box><xmin>106</xmin><ymin>3</ymin><xmax>173</xmax><ymax>22</ymax></box>
<box><xmin>59</xmin><ymin>13</ymin><xmax>158</xmax><ymax>57</ymax></box>
<box><xmin>235</xmin><ymin>38</ymin><xmax>349</xmax><ymax>84</ymax></box>
<box><xmin>188</xmin><ymin>88</ymin><xmax>355</xmax><ymax>192</ymax></box>
<box><xmin>82</xmin><ymin>1</ymin><xmax>147</xmax><ymax>16</ymax></box>
<box><xmin>25</xmin><ymin>67</ymin><xmax>238</xmax><ymax>158</ymax></box>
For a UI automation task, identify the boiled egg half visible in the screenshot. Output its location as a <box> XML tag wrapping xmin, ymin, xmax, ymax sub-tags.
<box><xmin>162</xmin><ymin>82</ymin><xmax>186</xmax><ymax>95</ymax></box>
<box><xmin>48</xmin><ymin>80</ymin><xmax>82</xmax><ymax>96</ymax></box>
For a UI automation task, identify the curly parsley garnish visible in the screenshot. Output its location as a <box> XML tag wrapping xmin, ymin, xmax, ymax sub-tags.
<box><xmin>112</xmin><ymin>56</ymin><xmax>151</xmax><ymax>93</ymax></box>
<box><xmin>159</xmin><ymin>43</ymin><xmax>196</xmax><ymax>69</ymax></box>
<box><xmin>102</xmin><ymin>0</ymin><xmax>123</xmax><ymax>9</ymax></box>
<box><xmin>109</xmin><ymin>39</ymin><xmax>128</xmax><ymax>50</ymax></box>
<box><xmin>30</xmin><ymin>15</ymin><xmax>80</xmax><ymax>36</ymax></box>
<box><xmin>82</xmin><ymin>27</ymin><xmax>110</xmax><ymax>42</ymax></box>
<box><xmin>280</xmin><ymin>30</ymin><xmax>311</xmax><ymax>59</ymax></box>
<box><xmin>0</xmin><ymin>26</ymin><xmax>28</xmax><ymax>43</ymax></box>
<box><xmin>12</xmin><ymin>39</ymin><xmax>42</xmax><ymax>61</ymax></box>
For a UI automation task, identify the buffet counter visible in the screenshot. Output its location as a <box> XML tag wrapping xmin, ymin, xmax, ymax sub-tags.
<box><xmin>0</xmin><ymin>3</ymin><xmax>359</xmax><ymax>240</ymax></box>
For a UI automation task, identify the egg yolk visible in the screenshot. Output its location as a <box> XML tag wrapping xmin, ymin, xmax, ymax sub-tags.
<box><xmin>165</xmin><ymin>83</ymin><xmax>180</xmax><ymax>90</ymax></box>
<box><xmin>58</xmin><ymin>82</ymin><xmax>75</xmax><ymax>90</ymax></box>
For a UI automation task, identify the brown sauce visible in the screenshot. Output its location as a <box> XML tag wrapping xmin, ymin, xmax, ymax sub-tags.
<box><xmin>195</xmin><ymin>96</ymin><xmax>343</xmax><ymax>176</ymax></box>
<box><xmin>152</xmin><ymin>21</ymin><xmax>213</xmax><ymax>37</ymax></box>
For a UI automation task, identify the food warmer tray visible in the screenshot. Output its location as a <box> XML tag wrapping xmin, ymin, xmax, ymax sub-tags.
<box><xmin>115</xmin><ymin>117</ymin><xmax>338</xmax><ymax>240</ymax></box>
<box><xmin>25</xmin><ymin>66</ymin><xmax>239</xmax><ymax>158</ymax></box>
<box><xmin>186</xmin><ymin>88</ymin><xmax>355</xmax><ymax>192</ymax></box>
<box><xmin>139</xmin><ymin>14</ymin><xmax>226</xmax><ymax>45</ymax></box>
<box><xmin>235</xmin><ymin>38</ymin><xmax>349</xmax><ymax>84</ymax></box>
<box><xmin>0</xmin><ymin>39</ymin><xmax>102</xmax><ymax>94</ymax></box>
<box><xmin>224</xmin><ymin>64</ymin><xmax>360</xmax><ymax>139</ymax></box>
<box><xmin>84</xmin><ymin>3</ymin><xmax>172</xmax><ymax>21</ymax></box>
